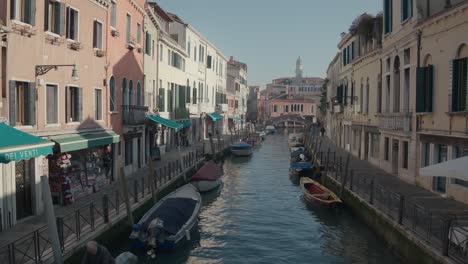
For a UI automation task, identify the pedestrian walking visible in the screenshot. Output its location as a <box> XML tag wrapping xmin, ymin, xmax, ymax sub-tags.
<box><xmin>320</xmin><ymin>126</ymin><xmax>326</xmax><ymax>137</ymax></box>
<box><xmin>81</xmin><ymin>241</ymin><xmax>115</xmax><ymax>264</ymax></box>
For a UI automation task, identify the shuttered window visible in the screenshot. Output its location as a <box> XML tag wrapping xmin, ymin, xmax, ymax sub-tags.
<box><xmin>136</xmin><ymin>82</ymin><xmax>142</xmax><ymax>106</ymax></box>
<box><xmin>10</xmin><ymin>81</ymin><xmax>35</xmax><ymax>126</ymax></box>
<box><xmin>126</xmin><ymin>14</ymin><xmax>131</xmax><ymax>43</ymax></box>
<box><xmin>93</xmin><ymin>20</ymin><xmax>103</xmax><ymax>49</ymax></box>
<box><xmin>137</xmin><ymin>23</ymin><xmax>142</xmax><ymax>44</ymax></box>
<box><xmin>65</xmin><ymin>86</ymin><xmax>82</xmax><ymax>123</ymax></box>
<box><xmin>384</xmin><ymin>0</ymin><xmax>393</xmax><ymax>34</ymax></box>
<box><xmin>145</xmin><ymin>31</ymin><xmax>151</xmax><ymax>55</ymax></box>
<box><xmin>109</xmin><ymin>77</ymin><xmax>116</xmax><ymax>111</ymax></box>
<box><xmin>95</xmin><ymin>89</ymin><xmax>102</xmax><ymax>120</ymax></box>
<box><xmin>66</xmin><ymin>7</ymin><xmax>79</xmax><ymax>40</ymax></box>
<box><xmin>46</xmin><ymin>84</ymin><xmax>58</xmax><ymax>124</ymax></box>
<box><xmin>110</xmin><ymin>1</ymin><xmax>117</xmax><ymax>28</ymax></box>
<box><xmin>451</xmin><ymin>58</ymin><xmax>468</xmax><ymax>112</ymax></box>
<box><xmin>416</xmin><ymin>66</ymin><xmax>433</xmax><ymax>112</ymax></box>
<box><xmin>186</xmin><ymin>85</ymin><xmax>191</xmax><ymax>104</ymax></box>
<box><xmin>158</xmin><ymin>88</ymin><xmax>165</xmax><ymax>112</ymax></box>
<box><xmin>11</xmin><ymin>0</ymin><xmax>36</xmax><ymax>25</ymax></box>
<box><xmin>336</xmin><ymin>85</ymin><xmax>344</xmax><ymax>104</ymax></box>
<box><xmin>45</xmin><ymin>0</ymin><xmax>64</xmax><ymax>35</ymax></box>
<box><xmin>401</xmin><ymin>0</ymin><xmax>412</xmax><ymax>22</ymax></box>
<box><xmin>192</xmin><ymin>82</ymin><xmax>197</xmax><ymax>104</ymax></box>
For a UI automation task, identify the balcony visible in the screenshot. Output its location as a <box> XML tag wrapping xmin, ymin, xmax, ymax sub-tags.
<box><xmin>378</xmin><ymin>112</ymin><xmax>412</xmax><ymax>133</ymax></box>
<box><xmin>122</xmin><ymin>105</ymin><xmax>148</xmax><ymax>126</ymax></box>
<box><xmin>171</xmin><ymin>108</ymin><xmax>190</xmax><ymax>120</ymax></box>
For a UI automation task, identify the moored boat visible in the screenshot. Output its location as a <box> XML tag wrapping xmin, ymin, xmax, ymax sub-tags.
<box><xmin>191</xmin><ymin>160</ymin><xmax>223</xmax><ymax>192</ymax></box>
<box><xmin>265</xmin><ymin>125</ymin><xmax>276</xmax><ymax>134</ymax></box>
<box><xmin>300</xmin><ymin>177</ymin><xmax>342</xmax><ymax>207</ymax></box>
<box><xmin>231</xmin><ymin>142</ymin><xmax>253</xmax><ymax>156</ymax></box>
<box><xmin>129</xmin><ymin>184</ymin><xmax>202</xmax><ymax>250</ymax></box>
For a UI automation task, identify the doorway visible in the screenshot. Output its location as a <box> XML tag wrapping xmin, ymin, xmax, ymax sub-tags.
<box><xmin>15</xmin><ymin>160</ymin><xmax>34</xmax><ymax>220</ymax></box>
<box><xmin>433</xmin><ymin>144</ymin><xmax>447</xmax><ymax>193</ymax></box>
<box><xmin>392</xmin><ymin>139</ymin><xmax>399</xmax><ymax>174</ymax></box>
<box><xmin>364</xmin><ymin>132</ymin><xmax>369</xmax><ymax>160</ymax></box>
<box><xmin>137</xmin><ymin>137</ymin><xmax>142</xmax><ymax>169</ymax></box>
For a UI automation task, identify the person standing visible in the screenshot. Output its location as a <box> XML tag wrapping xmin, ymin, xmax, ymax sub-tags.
<box><xmin>81</xmin><ymin>241</ymin><xmax>115</xmax><ymax>264</ymax></box>
<box><xmin>320</xmin><ymin>126</ymin><xmax>326</xmax><ymax>137</ymax></box>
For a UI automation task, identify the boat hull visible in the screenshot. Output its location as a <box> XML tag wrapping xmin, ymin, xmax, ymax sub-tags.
<box><xmin>231</xmin><ymin>148</ymin><xmax>253</xmax><ymax>156</ymax></box>
<box><xmin>300</xmin><ymin>177</ymin><xmax>342</xmax><ymax>207</ymax></box>
<box><xmin>191</xmin><ymin>178</ymin><xmax>221</xmax><ymax>192</ymax></box>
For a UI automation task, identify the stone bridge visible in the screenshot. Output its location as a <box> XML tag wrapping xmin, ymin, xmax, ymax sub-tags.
<box><xmin>265</xmin><ymin>114</ymin><xmax>307</xmax><ymax>127</ymax></box>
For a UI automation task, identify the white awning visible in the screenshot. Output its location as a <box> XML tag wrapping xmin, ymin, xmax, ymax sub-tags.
<box><xmin>420</xmin><ymin>156</ymin><xmax>468</xmax><ymax>181</ymax></box>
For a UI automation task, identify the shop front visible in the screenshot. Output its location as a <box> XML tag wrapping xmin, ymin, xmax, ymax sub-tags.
<box><xmin>0</xmin><ymin>123</ymin><xmax>55</xmax><ymax>225</ymax></box>
<box><xmin>206</xmin><ymin>113</ymin><xmax>222</xmax><ymax>139</ymax></box>
<box><xmin>47</xmin><ymin>131</ymin><xmax>119</xmax><ymax>206</ymax></box>
<box><xmin>147</xmin><ymin>115</ymin><xmax>183</xmax><ymax>159</ymax></box>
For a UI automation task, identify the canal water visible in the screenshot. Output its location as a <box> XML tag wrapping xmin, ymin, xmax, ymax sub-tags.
<box><xmin>113</xmin><ymin>130</ymin><xmax>401</xmax><ymax>264</ymax></box>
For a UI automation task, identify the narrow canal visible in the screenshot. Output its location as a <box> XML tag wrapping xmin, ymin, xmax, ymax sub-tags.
<box><xmin>113</xmin><ymin>130</ymin><xmax>401</xmax><ymax>263</ymax></box>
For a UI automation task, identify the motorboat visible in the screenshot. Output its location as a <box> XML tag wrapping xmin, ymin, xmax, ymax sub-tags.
<box><xmin>191</xmin><ymin>160</ymin><xmax>223</xmax><ymax>192</ymax></box>
<box><xmin>230</xmin><ymin>142</ymin><xmax>253</xmax><ymax>156</ymax></box>
<box><xmin>300</xmin><ymin>177</ymin><xmax>342</xmax><ymax>207</ymax></box>
<box><xmin>129</xmin><ymin>184</ymin><xmax>202</xmax><ymax>250</ymax></box>
<box><xmin>265</xmin><ymin>125</ymin><xmax>277</xmax><ymax>134</ymax></box>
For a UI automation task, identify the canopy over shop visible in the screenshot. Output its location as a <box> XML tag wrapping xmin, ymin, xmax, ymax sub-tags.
<box><xmin>48</xmin><ymin>131</ymin><xmax>120</xmax><ymax>205</ymax></box>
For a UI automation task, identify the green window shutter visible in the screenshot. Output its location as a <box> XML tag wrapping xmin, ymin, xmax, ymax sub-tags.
<box><xmin>452</xmin><ymin>60</ymin><xmax>460</xmax><ymax>112</ymax></box>
<box><xmin>409</xmin><ymin>0</ymin><xmax>413</xmax><ymax>18</ymax></box>
<box><xmin>30</xmin><ymin>0</ymin><xmax>36</xmax><ymax>26</ymax></box>
<box><xmin>390</xmin><ymin>0</ymin><xmax>393</xmax><ymax>32</ymax></box>
<box><xmin>44</xmin><ymin>0</ymin><xmax>49</xmax><ymax>30</ymax></box>
<box><xmin>11</xmin><ymin>0</ymin><xmax>16</xmax><ymax>20</ymax></box>
<box><xmin>426</xmin><ymin>65</ymin><xmax>434</xmax><ymax>112</ymax></box>
<box><xmin>65</xmin><ymin>86</ymin><xmax>69</xmax><ymax>122</ymax></box>
<box><xmin>28</xmin><ymin>83</ymin><xmax>36</xmax><ymax>126</ymax></box>
<box><xmin>59</xmin><ymin>3</ymin><xmax>65</xmax><ymax>35</ymax></box>
<box><xmin>463</xmin><ymin>58</ymin><xmax>468</xmax><ymax>111</ymax></box>
<box><xmin>9</xmin><ymin>81</ymin><xmax>17</xmax><ymax>126</ymax></box>
<box><xmin>186</xmin><ymin>86</ymin><xmax>190</xmax><ymax>104</ymax></box>
<box><xmin>78</xmin><ymin>88</ymin><xmax>83</xmax><ymax>121</ymax></box>
<box><xmin>416</xmin><ymin>67</ymin><xmax>426</xmax><ymax>112</ymax></box>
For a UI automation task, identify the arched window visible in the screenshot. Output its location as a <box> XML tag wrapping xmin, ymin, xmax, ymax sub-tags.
<box><xmin>186</xmin><ymin>79</ymin><xmax>190</xmax><ymax>104</ymax></box>
<box><xmin>129</xmin><ymin>80</ymin><xmax>134</xmax><ymax>105</ymax></box>
<box><xmin>122</xmin><ymin>78</ymin><xmax>128</xmax><ymax>106</ymax></box>
<box><xmin>109</xmin><ymin>76</ymin><xmax>116</xmax><ymax>111</ymax></box>
<box><xmin>301</xmin><ymin>104</ymin><xmax>304</xmax><ymax>112</ymax></box>
<box><xmin>136</xmin><ymin>82</ymin><xmax>142</xmax><ymax>106</ymax></box>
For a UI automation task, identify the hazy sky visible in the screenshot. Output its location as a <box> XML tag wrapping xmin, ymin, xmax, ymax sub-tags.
<box><xmin>155</xmin><ymin>1</ymin><xmax>382</xmax><ymax>88</ymax></box>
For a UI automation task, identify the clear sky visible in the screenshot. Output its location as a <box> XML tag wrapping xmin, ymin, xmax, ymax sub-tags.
<box><xmin>154</xmin><ymin>0</ymin><xmax>382</xmax><ymax>88</ymax></box>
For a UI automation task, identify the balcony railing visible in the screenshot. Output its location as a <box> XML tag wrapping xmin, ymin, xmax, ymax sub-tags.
<box><xmin>171</xmin><ymin>108</ymin><xmax>190</xmax><ymax>120</ymax></box>
<box><xmin>122</xmin><ymin>105</ymin><xmax>148</xmax><ymax>125</ymax></box>
<box><xmin>378</xmin><ymin>112</ymin><xmax>412</xmax><ymax>132</ymax></box>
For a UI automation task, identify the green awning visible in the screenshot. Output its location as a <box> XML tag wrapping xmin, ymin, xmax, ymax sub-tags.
<box><xmin>208</xmin><ymin>113</ymin><xmax>222</xmax><ymax>122</ymax></box>
<box><xmin>51</xmin><ymin>131</ymin><xmax>120</xmax><ymax>153</ymax></box>
<box><xmin>0</xmin><ymin>123</ymin><xmax>54</xmax><ymax>163</ymax></box>
<box><xmin>177</xmin><ymin>120</ymin><xmax>192</xmax><ymax>129</ymax></box>
<box><xmin>148</xmin><ymin>115</ymin><xmax>183</xmax><ymax>132</ymax></box>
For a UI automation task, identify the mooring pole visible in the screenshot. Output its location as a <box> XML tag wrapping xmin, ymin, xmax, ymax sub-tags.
<box><xmin>119</xmin><ymin>167</ymin><xmax>134</xmax><ymax>225</ymax></box>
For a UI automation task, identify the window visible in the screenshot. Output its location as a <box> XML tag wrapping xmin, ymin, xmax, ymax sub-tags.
<box><xmin>109</xmin><ymin>77</ymin><xmax>116</xmax><ymax>111</ymax></box>
<box><xmin>451</xmin><ymin>58</ymin><xmax>468</xmax><ymax>112</ymax></box>
<box><xmin>384</xmin><ymin>137</ymin><xmax>390</xmax><ymax>161</ymax></box>
<box><xmin>152</xmin><ymin>40</ymin><xmax>155</xmax><ymax>59</ymax></box>
<box><xmin>95</xmin><ymin>89</ymin><xmax>102</xmax><ymax>120</ymax></box>
<box><xmin>401</xmin><ymin>0</ymin><xmax>413</xmax><ymax>22</ymax></box>
<box><xmin>187</xmin><ymin>40</ymin><xmax>191</xmax><ymax>58</ymax></box>
<box><xmin>11</xmin><ymin>0</ymin><xmax>36</xmax><ymax>25</ymax></box>
<box><xmin>366</xmin><ymin>79</ymin><xmax>370</xmax><ymax>113</ymax></box>
<box><xmin>285</xmin><ymin>105</ymin><xmax>289</xmax><ymax>112</ymax></box>
<box><xmin>371</xmin><ymin>133</ymin><xmax>380</xmax><ymax>158</ymax></box>
<box><xmin>235</xmin><ymin>100</ymin><xmax>239</xmax><ymax>109</ymax></box>
<box><xmin>129</xmin><ymin>80</ymin><xmax>134</xmax><ymax>105</ymax></box>
<box><xmin>301</xmin><ymin>104</ymin><xmax>304</xmax><ymax>112</ymax></box>
<box><xmin>46</xmin><ymin>84</ymin><xmax>58</xmax><ymax>124</ymax></box>
<box><xmin>137</xmin><ymin>23</ymin><xmax>141</xmax><ymax>44</ymax></box>
<box><xmin>159</xmin><ymin>88</ymin><xmax>165</xmax><ymax>112</ymax></box>
<box><xmin>66</xmin><ymin>7</ymin><xmax>78</xmax><ymax>40</ymax></box>
<box><xmin>145</xmin><ymin>31</ymin><xmax>151</xmax><ymax>55</ymax></box>
<box><xmin>402</xmin><ymin>141</ymin><xmax>408</xmax><ymax>169</ymax></box>
<box><xmin>168</xmin><ymin>84</ymin><xmax>174</xmax><ymax>112</ymax></box>
<box><xmin>65</xmin><ymin>86</ymin><xmax>82</xmax><ymax>122</ymax></box>
<box><xmin>93</xmin><ymin>20</ymin><xmax>103</xmax><ymax>49</ymax></box>
<box><xmin>110</xmin><ymin>0</ymin><xmax>116</xmax><ymax>28</ymax></box>
<box><xmin>194</xmin><ymin>45</ymin><xmax>197</xmax><ymax>61</ymax></box>
<box><xmin>125</xmin><ymin>139</ymin><xmax>133</xmax><ymax>166</ymax></box>
<box><xmin>126</xmin><ymin>13</ymin><xmax>131</xmax><ymax>43</ymax></box>
<box><xmin>384</xmin><ymin>0</ymin><xmax>393</xmax><ymax>34</ymax></box>
<box><xmin>9</xmin><ymin>81</ymin><xmax>35</xmax><ymax>126</ymax></box>
<box><xmin>122</xmin><ymin>78</ymin><xmax>128</xmax><ymax>105</ymax></box>
<box><xmin>207</xmin><ymin>55</ymin><xmax>212</xmax><ymax>68</ymax></box>
<box><xmin>136</xmin><ymin>82</ymin><xmax>142</xmax><ymax>106</ymax></box>
<box><xmin>273</xmin><ymin>105</ymin><xmax>277</xmax><ymax>112</ymax></box>
<box><xmin>45</xmin><ymin>0</ymin><xmax>64</xmax><ymax>35</ymax></box>
<box><xmin>168</xmin><ymin>50</ymin><xmax>171</xmax><ymax>65</ymax></box>
<box><xmin>159</xmin><ymin>44</ymin><xmax>163</xmax><ymax>61</ymax></box>
<box><xmin>421</xmin><ymin>142</ymin><xmax>430</xmax><ymax>167</ymax></box>
<box><xmin>454</xmin><ymin>146</ymin><xmax>468</xmax><ymax>187</ymax></box>
<box><xmin>192</xmin><ymin>82</ymin><xmax>197</xmax><ymax>104</ymax></box>
<box><xmin>359</xmin><ymin>82</ymin><xmax>363</xmax><ymax>112</ymax></box>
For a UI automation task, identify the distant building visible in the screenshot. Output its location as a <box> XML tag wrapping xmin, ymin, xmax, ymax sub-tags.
<box><xmin>227</xmin><ymin>57</ymin><xmax>248</xmax><ymax>132</ymax></box>
<box><xmin>247</xmin><ymin>86</ymin><xmax>259</xmax><ymax>122</ymax></box>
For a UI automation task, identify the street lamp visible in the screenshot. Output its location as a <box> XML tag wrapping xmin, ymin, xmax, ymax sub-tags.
<box><xmin>35</xmin><ymin>64</ymin><xmax>78</xmax><ymax>81</ymax></box>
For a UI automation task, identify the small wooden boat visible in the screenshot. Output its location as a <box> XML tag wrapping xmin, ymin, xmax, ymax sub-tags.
<box><xmin>231</xmin><ymin>142</ymin><xmax>253</xmax><ymax>156</ymax></box>
<box><xmin>300</xmin><ymin>177</ymin><xmax>342</xmax><ymax>206</ymax></box>
<box><xmin>191</xmin><ymin>160</ymin><xmax>223</xmax><ymax>192</ymax></box>
<box><xmin>129</xmin><ymin>184</ymin><xmax>201</xmax><ymax>250</ymax></box>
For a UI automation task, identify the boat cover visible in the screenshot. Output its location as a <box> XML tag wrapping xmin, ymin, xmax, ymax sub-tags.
<box><xmin>291</xmin><ymin>149</ymin><xmax>308</xmax><ymax>158</ymax></box>
<box><xmin>191</xmin><ymin>160</ymin><xmax>223</xmax><ymax>182</ymax></box>
<box><xmin>231</xmin><ymin>142</ymin><xmax>252</xmax><ymax>150</ymax></box>
<box><xmin>140</xmin><ymin>198</ymin><xmax>197</xmax><ymax>235</ymax></box>
<box><xmin>290</xmin><ymin>162</ymin><xmax>313</xmax><ymax>169</ymax></box>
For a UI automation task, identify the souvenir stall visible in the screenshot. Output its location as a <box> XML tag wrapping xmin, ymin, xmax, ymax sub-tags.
<box><xmin>48</xmin><ymin>145</ymin><xmax>113</xmax><ymax>205</ymax></box>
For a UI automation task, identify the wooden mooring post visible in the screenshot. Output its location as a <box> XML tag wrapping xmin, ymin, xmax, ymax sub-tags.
<box><xmin>119</xmin><ymin>167</ymin><xmax>134</xmax><ymax>225</ymax></box>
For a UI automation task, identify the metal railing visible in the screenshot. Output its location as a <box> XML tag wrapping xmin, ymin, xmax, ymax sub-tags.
<box><xmin>305</xmin><ymin>129</ymin><xmax>468</xmax><ymax>264</ymax></box>
<box><xmin>377</xmin><ymin>112</ymin><xmax>412</xmax><ymax>132</ymax></box>
<box><xmin>122</xmin><ymin>105</ymin><xmax>148</xmax><ymax>125</ymax></box>
<box><xmin>0</xmin><ymin>150</ymin><xmax>205</xmax><ymax>264</ymax></box>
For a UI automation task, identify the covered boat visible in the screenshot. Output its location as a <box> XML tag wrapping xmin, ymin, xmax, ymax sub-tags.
<box><xmin>191</xmin><ymin>160</ymin><xmax>223</xmax><ymax>192</ymax></box>
<box><xmin>288</xmin><ymin>133</ymin><xmax>304</xmax><ymax>142</ymax></box>
<box><xmin>300</xmin><ymin>177</ymin><xmax>342</xmax><ymax>207</ymax></box>
<box><xmin>129</xmin><ymin>184</ymin><xmax>201</xmax><ymax>250</ymax></box>
<box><xmin>265</xmin><ymin>125</ymin><xmax>276</xmax><ymax>134</ymax></box>
<box><xmin>231</xmin><ymin>142</ymin><xmax>253</xmax><ymax>157</ymax></box>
